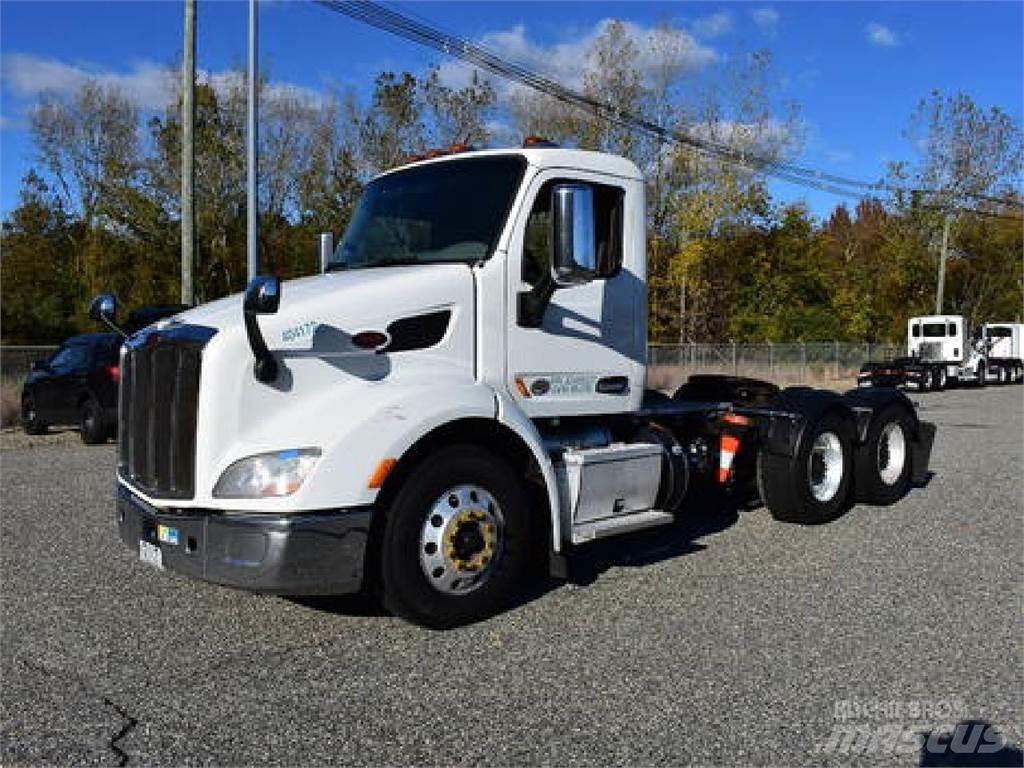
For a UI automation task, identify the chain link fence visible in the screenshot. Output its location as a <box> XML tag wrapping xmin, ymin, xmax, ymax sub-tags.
<box><xmin>647</xmin><ymin>342</ymin><xmax>903</xmax><ymax>390</ymax></box>
<box><xmin>2</xmin><ymin>342</ymin><xmax>902</xmax><ymax>390</ymax></box>
<box><xmin>1</xmin><ymin>346</ymin><xmax>59</xmax><ymax>382</ymax></box>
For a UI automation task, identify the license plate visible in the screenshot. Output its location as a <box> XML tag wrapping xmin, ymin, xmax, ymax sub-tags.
<box><xmin>139</xmin><ymin>540</ymin><xmax>163</xmax><ymax>569</ymax></box>
<box><xmin>157</xmin><ymin>525</ymin><xmax>179</xmax><ymax>546</ymax></box>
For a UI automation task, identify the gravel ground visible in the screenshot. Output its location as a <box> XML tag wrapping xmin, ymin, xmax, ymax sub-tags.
<box><xmin>0</xmin><ymin>426</ymin><xmax>86</xmax><ymax>451</ymax></box>
<box><xmin>1</xmin><ymin>385</ymin><xmax>1021</xmax><ymax>766</ymax></box>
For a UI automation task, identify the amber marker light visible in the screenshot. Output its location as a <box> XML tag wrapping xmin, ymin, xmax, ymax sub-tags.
<box><xmin>368</xmin><ymin>458</ymin><xmax>398</xmax><ymax>489</ymax></box>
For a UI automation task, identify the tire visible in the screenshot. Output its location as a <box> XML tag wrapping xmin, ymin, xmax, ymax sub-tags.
<box><xmin>976</xmin><ymin>363</ymin><xmax>986</xmax><ymax>388</ymax></box>
<box><xmin>1016</xmin><ymin>364</ymin><xmax>1024</xmax><ymax>384</ymax></box>
<box><xmin>758</xmin><ymin>410</ymin><xmax>853</xmax><ymax>524</ymax></box>
<box><xmin>79</xmin><ymin>398</ymin><xmax>106</xmax><ymax>445</ymax></box>
<box><xmin>854</xmin><ymin>405</ymin><xmax>914</xmax><ymax>505</ymax></box>
<box><xmin>379</xmin><ymin>445</ymin><xmax>535</xmax><ymax>628</ymax></box>
<box><xmin>934</xmin><ymin>366</ymin><xmax>946</xmax><ymax>392</ymax></box>
<box><xmin>21</xmin><ymin>395</ymin><xmax>47</xmax><ymax>435</ymax></box>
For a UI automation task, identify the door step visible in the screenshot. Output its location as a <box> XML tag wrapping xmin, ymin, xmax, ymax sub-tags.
<box><xmin>570</xmin><ymin>509</ymin><xmax>673</xmax><ymax>545</ymax></box>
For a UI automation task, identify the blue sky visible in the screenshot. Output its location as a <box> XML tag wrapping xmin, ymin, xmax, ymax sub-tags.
<box><xmin>1</xmin><ymin>1</ymin><xmax>1022</xmax><ymax>219</ymax></box>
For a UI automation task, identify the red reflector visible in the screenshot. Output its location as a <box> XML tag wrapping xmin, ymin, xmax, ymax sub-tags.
<box><xmin>107</xmin><ymin>365</ymin><xmax>120</xmax><ymax>381</ymax></box>
<box><xmin>352</xmin><ymin>331</ymin><xmax>390</xmax><ymax>351</ymax></box>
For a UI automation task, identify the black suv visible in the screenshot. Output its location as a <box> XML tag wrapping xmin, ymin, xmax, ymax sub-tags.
<box><xmin>22</xmin><ymin>333</ymin><xmax>121</xmax><ymax>443</ymax></box>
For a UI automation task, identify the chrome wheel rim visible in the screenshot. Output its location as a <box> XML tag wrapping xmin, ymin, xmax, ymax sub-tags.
<box><xmin>808</xmin><ymin>431</ymin><xmax>844</xmax><ymax>502</ymax></box>
<box><xmin>877</xmin><ymin>421</ymin><xmax>907</xmax><ymax>486</ymax></box>
<box><xmin>419</xmin><ymin>484</ymin><xmax>503</xmax><ymax>595</ymax></box>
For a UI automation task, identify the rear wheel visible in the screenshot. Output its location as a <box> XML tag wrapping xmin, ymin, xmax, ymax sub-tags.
<box><xmin>21</xmin><ymin>395</ymin><xmax>47</xmax><ymax>435</ymax></box>
<box><xmin>758</xmin><ymin>410</ymin><xmax>853</xmax><ymax>524</ymax></box>
<box><xmin>79</xmin><ymin>398</ymin><xmax>106</xmax><ymax>444</ymax></box>
<box><xmin>379</xmin><ymin>446</ymin><xmax>535</xmax><ymax>628</ymax></box>
<box><xmin>854</xmin><ymin>405</ymin><xmax>914</xmax><ymax>505</ymax></box>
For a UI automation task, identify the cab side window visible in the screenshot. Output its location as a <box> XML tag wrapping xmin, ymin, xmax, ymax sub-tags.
<box><xmin>522</xmin><ymin>180</ymin><xmax>624</xmax><ymax>285</ymax></box>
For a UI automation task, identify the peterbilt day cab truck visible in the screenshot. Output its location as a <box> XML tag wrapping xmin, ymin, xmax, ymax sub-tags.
<box><xmin>858</xmin><ymin>315</ymin><xmax>1024</xmax><ymax>390</ymax></box>
<box><xmin>93</xmin><ymin>144</ymin><xmax>935</xmax><ymax>628</ymax></box>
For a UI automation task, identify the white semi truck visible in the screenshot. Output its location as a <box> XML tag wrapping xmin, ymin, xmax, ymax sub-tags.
<box><xmin>859</xmin><ymin>315</ymin><xmax>1024</xmax><ymax>390</ymax></box>
<box><xmin>93</xmin><ymin>144</ymin><xmax>935</xmax><ymax>627</ymax></box>
<box><xmin>983</xmin><ymin>322</ymin><xmax>1024</xmax><ymax>384</ymax></box>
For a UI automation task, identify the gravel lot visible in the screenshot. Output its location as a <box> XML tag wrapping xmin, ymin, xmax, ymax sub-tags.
<box><xmin>2</xmin><ymin>385</ymin><xmax>1022</xmax><ymax>766</ymax></box>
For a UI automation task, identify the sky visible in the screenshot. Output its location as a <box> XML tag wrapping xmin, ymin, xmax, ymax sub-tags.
<box><xmin>1</xmin><ymin>0</ymin><xmax>1022</xmax><ymax>220</ymax></box>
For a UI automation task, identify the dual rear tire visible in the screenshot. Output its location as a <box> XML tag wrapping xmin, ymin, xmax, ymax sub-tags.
<box><xmin>758</xmin><ymin>411</ymin><xmax>853</xmax><ymax>524</ymax></box>
<box><xmin>758</xmin><ymin>404</ymin><xmax>914</xmax><ymax>523</ymax></box>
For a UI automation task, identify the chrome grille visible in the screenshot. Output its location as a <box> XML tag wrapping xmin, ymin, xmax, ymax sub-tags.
<box><xmin>118</xmin><ymin>325</ymin><xmax>215</xmax><ymax>499</ymax></box>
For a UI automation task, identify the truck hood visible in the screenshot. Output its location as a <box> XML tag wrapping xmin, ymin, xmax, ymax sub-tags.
<box><xmin>126</xmin><ymin>263</ymin><xmax>480</xmax><ymax>509</ymax></box>
<box><xmin>157</xmin><ymin>264</ymin><xmax>472</xmax><ymax>337</ymax></box>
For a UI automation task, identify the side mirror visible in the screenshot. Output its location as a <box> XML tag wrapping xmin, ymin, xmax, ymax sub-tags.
<box><xmin>243</xmin><ymin>275</ymin><xmax>281</xmax><ymax>315</ymax></box>
<box><xmin>242</xmin><ymin>275</ymin><xmax>281</xmax><ymax>383</ymax></box>
<box><xmin>89</xmin><ymin>293</ymin><xmax>127</xmax><ymax>338</ymax></box>
<box><xmin>89</xmin><ymin>293</ymin><xmax>118</xmax><ymax>323</ymax></box>
<box><xmin>551</xmin><ymin>183</ymin><xmax>597</xmax><ymax>287</ymax></box>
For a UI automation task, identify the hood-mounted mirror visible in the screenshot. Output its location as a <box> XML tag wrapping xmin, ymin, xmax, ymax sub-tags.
<box><xmin>89</xmin><ymin>293</ymin><xmax>127</xmax><ymax>338</ymax></box>
<box><xmin>243</xmin><ymin>275</ymin><xmax>281</xmax><ymax>383</ymax></box>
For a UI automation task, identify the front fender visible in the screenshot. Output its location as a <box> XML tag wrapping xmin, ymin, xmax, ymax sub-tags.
<box><xmin>299</xmin><ymin>381</ymin><xmax>498</xmax><ymax>510</ymax></box>
<box><xmin>494</xmin><ymin>392</ymin><xmax>563</xmax><ymax>553</ymax></box>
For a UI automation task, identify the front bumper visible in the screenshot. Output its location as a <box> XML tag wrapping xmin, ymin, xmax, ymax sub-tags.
<box><xmin>117</xmin><ymin>484</ymin><xmax>372</xmax><ymax>595</ymax></box>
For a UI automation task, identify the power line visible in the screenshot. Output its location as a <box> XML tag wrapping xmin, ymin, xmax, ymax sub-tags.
<box><xmin>314</xmin><ymin>0</ymin><xmax>1023</xmax><ymax>219</ymax></box>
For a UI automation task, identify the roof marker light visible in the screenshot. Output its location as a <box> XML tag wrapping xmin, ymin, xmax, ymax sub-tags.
<box><xmin>523</xmin><ymin>135</ymin><xmax>559</xmax><ymax>148</ymax></box>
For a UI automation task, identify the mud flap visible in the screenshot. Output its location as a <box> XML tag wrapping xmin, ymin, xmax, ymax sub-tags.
<box><xmin>910</xmin><ymin>421</ymin><xmax>936</xmax><ymax>485</ymax></box>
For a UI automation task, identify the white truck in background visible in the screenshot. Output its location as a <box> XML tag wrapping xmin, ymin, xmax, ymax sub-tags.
<box><xmin>859</xmin><ymin>315</ymin><xmax>1024</xmax><ymax>390</ymax></box>
<box><xmin>92</xmin><ymin>143</ymin><xmax>935</xmax><ymax>628</ymax></box>
<box><xmin>983</xmin><ymin>322</ymin><xmax>1024</xmax><ymax>384</ymax></box>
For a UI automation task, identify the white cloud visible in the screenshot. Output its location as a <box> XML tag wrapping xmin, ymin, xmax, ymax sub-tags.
<box><xmin>2</xmin><ymin>54</ymin><xmax>173</xmax><ymax>110</ymax></box>
<box><xmin>437</xmin><ymin>19</ymin><xmax>718</xmax><ymax>95</ymax></box>
<box><xmin>751</xmin><ymin>7</ymin><xmax>780</xmax><ymax>33</ymax></box>
<box><xmin>0</xmin><ymin>53</ymin><xmax>320</xmax><ymax>112</ymax></box>
<box><xmin>693</xmin><ymin>12</ymin><xmax>733</xmax><ymax>39</ymax></box>
<box><xmin>866</xmin><ymin>23</ymin><xmax>900</xmax><ymax>47</ymax></box>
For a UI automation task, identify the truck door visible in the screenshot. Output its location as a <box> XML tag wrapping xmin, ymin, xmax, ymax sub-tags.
<box><xmin>504</xmin><ymin>169</ymin><xmax>644</xmax><ymax>418</ymax></box>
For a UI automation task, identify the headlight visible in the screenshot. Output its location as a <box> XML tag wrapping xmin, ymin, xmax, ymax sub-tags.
<box><xmin>213</xmin><ymin>448</ymin><xmax>321</xmax><ymax>498</ymax></box>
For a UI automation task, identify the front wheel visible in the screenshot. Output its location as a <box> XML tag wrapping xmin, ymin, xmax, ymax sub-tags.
<box><xmin>758</xmin><ymin>411</ymin><xmax>853</xmax><ymax>524</ymax></box>
<box><xmin>379</xmin><ymin>446</ymin><xmax>536</xmax><ymax>628</ymax></box>
<box><xmin>79</xmin><ymin>398</ymin><xmax>106</xmax><ymax>444</ymax></box>
<box><xmin>976</xmin><ymin>363</ymin><xmax>987</xmax><ymax>388</ymax></box>
<box><xmin>854</xmin><ymin>405</ymin><xmax>914</xmax><ymax>505</ymax></box>
<box><xmin>934</xmin><ymin>366</ymin><xmax>947</xmax><ymax>391</ymax></box>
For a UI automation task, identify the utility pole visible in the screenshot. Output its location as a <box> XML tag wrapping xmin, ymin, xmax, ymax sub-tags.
<box><xmin>181</xmin><ymin>0</ymin><xmax>196</xmax><ymax>305</ymax></box>
<box><xmin>246</xmin><ymin>0</ymin><xmax>259</xmax><ymax>282</ymax></box>
<box><xmin>935</xmin><ymin>212</ymin><xmax>952</xmax><ymax>314</ymax></box>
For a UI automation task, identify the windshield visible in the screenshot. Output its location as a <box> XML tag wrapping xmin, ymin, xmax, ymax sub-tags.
<box><xmin>329</xmin><ymin>156</ymin><xmax>526</xmax><ymax>271</ymax></box>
